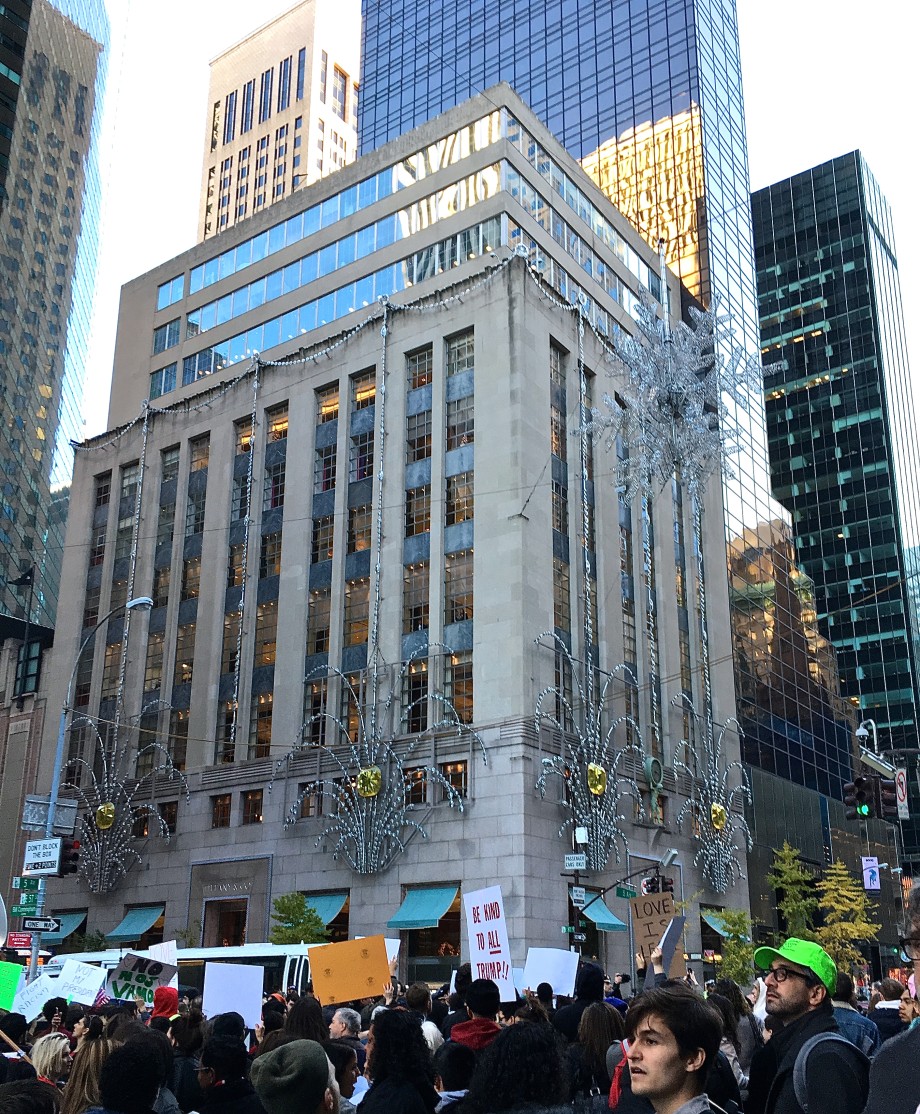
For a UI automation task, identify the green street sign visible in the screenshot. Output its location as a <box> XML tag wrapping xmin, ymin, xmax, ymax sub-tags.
<box><xmin>616</xmin><ymin>885</ymin><xmax>637</xmax><ymax>899</ymax></box>
<box><xmin>561</xmin><ymin>925</ymin><xmax>575</xmax><ymax>934</ymax></box>
<box><xmin>12</xmin><ymin>877</ymin><xmax>40</xmax><ymax>892</ymax></box>
<box><xmin>12</xmin><ymin>903</ymin><xmax>39</xmax><ymax>916</ymax></box>
<box><xmin>11</xmin><ymin>891</ymin><xmax>38</xmax><ymax>907</ymax></box>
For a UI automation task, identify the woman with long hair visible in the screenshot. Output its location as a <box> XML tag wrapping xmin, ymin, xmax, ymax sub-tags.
<box><xmin>168</xmin><ymin>1008</ymin><xmax>207</xmax><ymax>1114</ymax></box>
<box><xmin>568</xmin><ymin>1001</ymin><xmax>625</xmax><ymax>1099</ymax></box>
<box><xmin>60</xmin><ymin>1019</ymin><xmax>118</xmax><ymax>1114</ymax></box>
<box><xmin>282</xmin><ymin>996</ymin><xmax>328</xmax><ymax>1043</ymax></box>
<box><xmin>31</xmin><ymin>1033</ymin><xmax>72</xmax><ymax>1088</ymax></box>
<box><xmin>707</xmin><ymin>993</ymin><xmax>746</xmax><ymax>1091</ymax></box>
<box><xmin>361</xmin><ymin>1008</ymin><xmax>439</xmax><ymax>1114</ymax></box>
<box><xmin>463</xmin><ymin>1022</ymin><xmax>574</xmax><ymax>1113</ymax></box>
<box><xmin>713</xmin><ymin>978</ymin><xmax>763</xmax><ymax>1073</ymax></box>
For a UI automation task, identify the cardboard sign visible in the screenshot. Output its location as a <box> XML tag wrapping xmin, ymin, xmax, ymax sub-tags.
<box><xmin>309</xmin><ymin>935</ymin><xmax>390</xmax><ymax>1006</ymax></box>
<box><xmin>202</xmin><ymin>962</ymin><xmax>264</xmax><ymax>1028</ymax></box>
<box><xmin>57</xmin><ymin>958</ymin><xmax>107</xmax><ymax>1004</ymax></box>
<box><xmin>522</xmin><ymin>947</ymin><xmax>579</xmax><ymax>998</ymax></box>
<box><xmin>463</xmin><ymin>885</ymin><xmax>515</xmax><ymax>1000</ymax></box>
<box><xmin>657</xmin><ymin>916</ymin><xmax>687</xmax><ymax>974</ymax></box>
<box><xmin>630</xmin><ymin>892</ymin><xmax>684</xmax><ymax>978</ymax></box>
<box><xmin>107</xmin><ymin>952</ymin><xmax>179</xmax><ymax>1005</ymax></box>
<box><xmin>11</xmin><ymin>970</ymin><xmax>58</xmax><ymax>1022</ymax></box>
<box><xmin>0</xmin><ymin>960</ymin><xmax>24</xmax><ymax>1011</ymax></box>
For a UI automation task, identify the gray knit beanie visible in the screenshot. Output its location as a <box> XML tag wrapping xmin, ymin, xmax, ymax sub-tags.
<box><xmin>251</xmin><ymin>1039</ymin><xmax>331</xmax><ymax>1114</ymax></box>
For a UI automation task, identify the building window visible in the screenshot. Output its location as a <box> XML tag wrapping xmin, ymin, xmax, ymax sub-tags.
<box><xmin>407</xmin><ymin>345</ymin><xmax>433</xmax><ymax>390</ymax></box>
<box><xmin>150</xmin><ymin>363</ymin><xmax>177</xmax><ymax>400</ymax></box>
<box><xmin>331</xmin><ymin>66</ymin><xmax>347</xmax><ymax>120</ymax></box>
<box><xmin>343</xmin><ymin>578</ymin><xmax>370</xmax><ymax>645</ymax></box>
<box><xmin>157</xmin><ymin>275</ymin><xmax>184</xmax><ymax>311</ymax></box>
<box><xmin>553</xmin><ymin>557</ymin><xmax>570</xmax><ymax>631</ymax></box>
<box><xmin>550</xmin><ymin>341</ymin><xmax>566</xmax><ymax>387</ymax></box>
<box><xmin>350</xmin><ymin>431</ymin><xmax>374</xmax><ymax>482</ymax></box>
<box><xmin>406</xmin><ymin>410</ymin><xmax>432</xmax><ymax>462</ymax></box>
<box><xmin>307</xmin><ymin>588</ymin><xmax>331</xmax><ymax>655</ymax></box>
<box><xmin>445</xmin><ymin>549</ymin><xmax>473</xmax><ymax>624</ymax></box>
<box><xmin>446</xmin><ymin>651</ymin><xmax>473</xmax><ymax>723</ymax></box>
<box><xmin>446</xmin><ymin>396</ymin><xmax>474</xmax><ymax>451</ymax></box>
<box><xmin>441</xmin><ymin>759</ymin><xmax>468</xmax><ymax>799</ymax></box>
<box><xmin>153</xmin><ymin>319</ymin><xmax>180</xmax><ymax>355</ymax></box>
<box><xmin>259</xmin><ymin>68</ymin><xmax>274</xmax><ymax>124</ymax></box>
<box><xmin>267</xmin><ymin>402</ymin><xmax>289</xmax><ymax>440</ymax></box>
<box><xmin>241</xmin><ymin>79</ymin><xmax>255</xmax><ymax>133</ymax></box>
<box><xmin>311</xmin><ymin>515</ymin><xmax>335</xmax><ymax>563</ymax></box>
<box><xmin>403</xmin><ymin>562</ymin><xmax>430</xmax><ymax>633</ymax></box>
<box><xmin>319</xmin><ymin>50</ymin><xmax>328</xmax><ymax>103</ymax></box>
<box><xmin>186</xmin><ymin>490</ymin><xmax>206</xmax><ymax>537</ymax></box>
<box><xmin>314</xmin><ymin>444</ymin><xmax>337</xmax><ymax>492</ymax></box>
<box><xmin>114</xmin><ymin>516</ymin><xmax>134</xmax><ymax>560</ymax></box>
<box><xmin>222</xmin><ymin>614</ymin><xmax>241</xmax><ymax>676</ymax></box>
<box><xmin>446</xmin><ymin>330</ymin><xmax>474</xmax><ymax>376</ymax></box>
<box><xmin>352</xmin><ymin>370</ymin><xmax>376</xmax><ymax>410</ymax></box>
<box><xmin>161</xmin><ymin>446</ymin><xmax>180</xmax><ymax>484</ymax></box>
<box><xmin>402</xmin><ymin>660</ymin><xmax>428</xmax><ymax>733</ymax></box>
<box><xmin>89</xmin><ymin>526</ymin><xmax>106</xmax><ymax>567</ymax></box>
<box><xmin>82</xmin><ymin>583</ymin><xmax>101</xmax><ymax>629</ymax></box>
<box><xmin>215</xmin><ymin>702</ymin><xmax>237</xmax><ymax>764</ymax></box>
<box><xmin>158</xmin><ymin>801</ymin><xmax>178</xmax><ymax>836</ymax></box>
<box><xmin>405</xmin><ymin>485</ymin><xmax>431</xmax><ymax>536</ymax></box>
<box><xmin>153</xmin><ymin>565</ymin><xmax>170</xmax><ymax>608</ymax></box>
<box><xmin>249</xmin><ymin>693</ymin><xmax>273</xmax><ymax>759</ymax></box>
<box><xmin>278</xmin><ymin>56</ymin><xmax>291</xmax><ymax>111</ymax></box>
<box><xmin>263</xmin><ymin>460</ymin><xmax>286</xmax><ymax>511</ymax></box>
<box><xmin>174</xmin><ymin>624</ymin><xmax>196</xmax><ymax>686</ymax></box>
<box><xmin>254</xmin><ymin>601</ymin><xmax>278</xmax><ymax>666</ymax></box>
<box><xmin>227</xmin><ymin>543</ymin><xmax>245</xmax><ymax>589</ymax></box>
<box><xmin>189</xmin><ymin>435</ymin><xmax>210</xmax><ymax>472</ymax></box>
<box><xmin>302</xmin><ymin>679</ymin><xmax>327</xmax><ymax>746</ymax></box>
<box><xmin>260</xmin><ymin>532</ymin><xmax>283</xmax><ymax>579</ymax></box>
<box><xmin>157</xmin><ymin>498</ymin><xmax>175</xmax><ymax>549</ymax></box>
<box><xmin>110</xmin><ymin>578</ymin><xmax>128</xmax><ymax>613</ymax></box>
<box><xmin>232</xmin><ymin>473</ymin><xmax>251</xmax><ymax>522</ymax></box>
<box><xmin>121</xmin><ymin>462</ymin><xmax>140</xmax><ymax>501</ymax></box>
<box><xmin>348</xmin><ymin>504</ymin><xmax>372</xmax><ymax>553</ymax></box>
<box><xmin>296</xmin><ymin>47</ymin><xmax>306</xmax><ymax>101</ymax></box>
<box><xmin>446</xmin><ymin>472</ymin><xmax>473</xmax><ymax>525</ymax></box>
<box><xmin>212</xmin><ymin>793</ymin><xmax>231</xmax><ymax>828</ymax></box>
<box><xmin>405</xmin><ymin>766</ymin><xmax>427</xmax><ymax>805</ymax></box>
<box><xmin>235</xmin><ymin>417</ymin><xmax>253</xmax><ymax>454</ymax></box>
<box><xmin>101</xmin><ymin>642</ymin><xmax>122</xmax><ymax>697</ymax></box>
<box><xmin>550</xmin><ymin>403</ymin><xmax>567</xmax><ymax>461</ymax></box>
<box><xmin>317</xmin><ymin>383</ymin><xmax>339</xmax><ymax>423</ymax></box>
<box><xmin>552</xmin><ymin>479</ymin><xmax>568</xmax><ymax>535</ymax></box>
<box><xmin>242</xmin><ymin>789</ymin><xmax>264</xmax><ymax>824</ymax></box>
<box><xmin>181</xmin><ymin>556</ymin><xmax>201</xmax><ymax>601</ymax></box>
<box><xmin>145</xmin><ymin>632</ymin><xmax>164</xmax><ymax>692</ymax></box>
<box><xmin>94</xmin><ymin>472</ymin><xmax>111</xmax><ymax>508</ymax></box>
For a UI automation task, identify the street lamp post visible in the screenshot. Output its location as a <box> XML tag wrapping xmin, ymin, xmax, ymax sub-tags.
<box><xmin>27</xmin><ymin>596</ymin><xmax>153</xmax><ymax>980</ymax></box>
<box><xmin>856</xmin><ymin>719</ymin><xmax>879</xmax><ymax>755</ymax></box>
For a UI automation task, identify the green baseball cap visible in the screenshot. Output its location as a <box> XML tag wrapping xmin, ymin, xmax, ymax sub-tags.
<box><xmin>753</xmin><ymin>938</ymin><xmax>837</xmax><ymax>995</ymax></box>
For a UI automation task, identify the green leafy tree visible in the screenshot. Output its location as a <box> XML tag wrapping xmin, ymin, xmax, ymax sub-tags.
<box><xmin>766</xmin><ymin>842</ymin><xmax>817</xmax><ymax>939</ymax></box>
<box><xmin>59</xmin><ymin>929</ymin><xmax>107</xmax><ymax>955</ymax></box>
<box><xmin>269</xmin><ymin>893</ymin><xmax>329</xmax><ymax>946</ymax></box>
<box><xmin>713</xmin><ymin>908</ymin><xmax>756</xmax><ymax>986</ymax></box>
<box><xmin>815</xmin><ymin>859</ymin><xmax>880</xmax><ymax>970</ymax></box>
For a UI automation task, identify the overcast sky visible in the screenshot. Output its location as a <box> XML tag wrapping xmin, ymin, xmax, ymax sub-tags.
<box><xmin>79</xmin><ymin>0</ymin><xmax>917</xmax><ymax>438</ymax></box>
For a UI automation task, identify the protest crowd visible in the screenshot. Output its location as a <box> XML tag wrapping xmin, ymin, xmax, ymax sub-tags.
<box><xmin>2</xmin><ymin>881</ymin><xmax>920</xmax><ymax>1114</ymax></box>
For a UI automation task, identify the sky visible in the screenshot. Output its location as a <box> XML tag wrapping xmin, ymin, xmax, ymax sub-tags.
<box><xmin>79</xmin><ymin>0</ymin><xmax>917</xmax><ymax>437</ymax></box>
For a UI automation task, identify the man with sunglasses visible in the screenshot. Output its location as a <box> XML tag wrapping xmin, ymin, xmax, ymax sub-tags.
<box><xmin>745</xmin><ymin>938</ymin><xmax>868</xmax><ymax>1114</ymax></box>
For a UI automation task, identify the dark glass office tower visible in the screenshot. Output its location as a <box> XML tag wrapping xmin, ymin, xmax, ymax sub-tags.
<box><xmin>753</xmin><ymin>153</ymin><xmax>920</xmax><ymax>853</ymax></box>
<box><xmin>0</xmin><ymin>0</ymin><xmax>109</xmax><ymax>624</ymax></box>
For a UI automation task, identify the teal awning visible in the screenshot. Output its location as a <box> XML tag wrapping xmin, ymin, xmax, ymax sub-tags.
<box><xmin>105</xmin><ymin>906</ymin><xmax>164</xmax><ymax>945</ymax></box>
<box><xmin>388</xmin><ymin>886</ymin><xmax>458</xmax><ymax>930</ymax></box>
<box><xmin>42</xmin><ymin>912</ymin><xmax>86</xmax><ymax>946</ymax></box>
<box><xmin>701</xmin><ymin>910</ymin><xmax>749</xmax><ymax>941</ymax></box>
<box><xmin>305</xmin><ymin>893</ymin><xmax>348</xmax><ymax>925</ymax></box>
<box><xmin>582</xmin><ymin>897</ymin><xmax>628</xmax><ymax>932</ymax></box>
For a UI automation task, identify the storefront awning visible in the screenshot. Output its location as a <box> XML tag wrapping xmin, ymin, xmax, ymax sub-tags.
<box><xmin>105</xmin><ymin>906</ymin><xmax>164</xmax><ymax>945</ymax></box>
<box><xmin>42</xmin><ymin>912</ymin><xmax>87</xmax><ymax>946</ymax></box>
<box><xmin>305</xmin><ymin>893</ymin><xmax>348</xmax><ymax>925</ymax></box>
<box><xmin>582</xmin><ymin>896</ymin><xmax>628</xmax><ymax>932</ymax></box>
<box><xmin>701</xmin><ymin>910</ymin><xmax>748</xmax><ymax>940</ymax></box>
<box><xmin>387</xmin><ymin>886</ymin><xmax>458</xmax><ymax>930</ymax></box>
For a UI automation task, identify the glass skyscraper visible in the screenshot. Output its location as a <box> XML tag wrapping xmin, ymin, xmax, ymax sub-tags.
<box><xmin>753</xmin><ymin>153</ymin><xmax>920</xmax><ymax>851</ymax></box>
<box><xmin>0</xmin><ymin>0</ymin><xmax>109</xmax><ymax>625</ymax></box>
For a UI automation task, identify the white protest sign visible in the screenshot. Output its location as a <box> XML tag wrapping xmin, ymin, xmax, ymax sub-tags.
<box><xmin>58</xmin><ymin>958</ymin><xmax>107</xmax><ymax>1004</ymax></box>
<box><xmin>463</xmin><ymin>885</ymin><xmax>515</xmax><ymax>1000</ymax></box>
<box><xmin>12</xmin><ymin>971</ymin><xmax>59</xmax><ymax>1022</ymax></box>
<box><xmin>202</xmin><ymin>961</ymin><xmax>263</xmax><ymax>1028</ymax></box>
<box><xmin>656</xmin><ymin>916</ymin><xmax>687</xmax><ymax>974</ymax></box>
<box><xmin>522</xmin><ymin>947</ymin><xmax>580</xmax><ymax>998</ymax></box>
<box><xmin>149</xmin><ymin>940</ymin><xmax>180</xmax><ymax>989</ymax></box>
<box><xmin>107</xmin><ymin>952</ymin><xmax>179</xmax><ymax>1005</ymax></box>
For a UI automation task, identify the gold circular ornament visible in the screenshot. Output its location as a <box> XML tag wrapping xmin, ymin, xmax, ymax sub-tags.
<box><xmin>356</xmin><ymin>766</ymin><xmax>382</xmax><ymax>798</ymax></box>
<box><xmin>710</xmin><ymin>802</ymin><xmax>727</xmax><ymax>831</ymax></box>
<box><xmin>587</xmin><ymin>763</ymin><xmax>608</xmax><ymax>796</ymax></box>
<box><xmin>96</xmin><ymin>802</ymin><xmax>116</xmax><ymax>830</ymax></box>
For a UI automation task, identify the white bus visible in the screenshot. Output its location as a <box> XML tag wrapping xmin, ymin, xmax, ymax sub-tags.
<box><xmin>43</xmin><ymin>942</ymin><xmax>317</xmax><ymax>999</ymax></box>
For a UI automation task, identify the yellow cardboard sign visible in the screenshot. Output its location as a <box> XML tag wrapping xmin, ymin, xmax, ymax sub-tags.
<box><xmin>629</xmin><ymin>892</ymin><xmax>685</xmax><ymax>978</ymax></box>
<box><xmin>309</xmin><ymin>934</ymin><xmax>390</xmax><ymax>1006</ymax></box>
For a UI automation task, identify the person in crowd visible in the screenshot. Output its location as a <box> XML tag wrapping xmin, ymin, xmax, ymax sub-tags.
<box><xmin>711</xmin><ymin>979</ymin><xmax>763</xmax><ymax>1074</ymax></box>
<box><xmin>867</xmin><ymin>977</ymin><xmax>907</xmax><ymax>1043</ymax></box>
<box><xmin>167</xmin><ymin>1009</ymin><xmax>206</xmax><ymax>1114</ymax></box>
<box><xmin>0</xmin><ymin>1079</ymin><xmax>62</xmax><ymax>1114</ymax></box>
<box><xmin>567</xmin><ymin>1001</ymin><xmax>624</xmax><ymax>1099</ymax></box>
<box><xmin>898</xmin><ymin>983</ymin><xmax>920</xmax><ymax>1027</ymax></box>
<box><xmin>150</xmin><ymin>989</ymin><xmax>181</xmax><ymax>1033</ymax></box>
<box><xmin>702</xmin><ymin>994</ymin><xmax>745</xmax><ymax>1093</ymax></box>
<box><xmin>360</xmin><ymin>1008</ymin><xmax>439</xmax><ymax>1114</ymax></box>
<box><xmin>432</xmin><ymin>1041</ymin><xmax>475</xmax><ymax>1113</ymax></box>
<box><xmin>623</xmin><ymin>984</ymin><xmax>722</xmax><ymax>1114</ymax></box>
<box><xmin>405</xmin><ymin>985</ymin><xmax>446</xmax><ymax>1054</ymax></box>
<box><xmin>210</xmin><ymin>1014</ymin><xmax>248</xmax><ymax>1043</ymax></box>
<box><xmin>1</xmin><ymin>1013</ymin><xmax>31</xmax><ymax>1055</ymax></box>
<box><xmin>447</xmin><ymin>979</ymin><xmax>502</xmax><ymax>1055</ymax></box>
<box><xmin>321</xmin><ymin>1042</ymin><xmax>359</xmax><ymax>1114</ymax></box>
<box><xmin>250</xmin><ymin>1039</ymin><xmax>339</xmax><ymax>1114</ymax></box>
<box><xmin>510</xmin><ymin>1001</ymin><xmax>550</xmax><ymax>1025</ymax></box>
<box><xmin>111</xmin><ymin>1023</ymin><xmax>180</xmax><ymax>1114</ymax></box>
<box><xmin>284</xmin><ymin>999</ymin><xmax>328</xmax><ymax>1045</ymax></box>
<box><xmin>429</xmin><ymin>988</ymin><xmax>450</xmax><ymax>1031</ymax></box>
<box><xmin>327</xmin><ymin>1009</ymin><xmax>365</xmax><ymax>1070</ymax></box>
<box><xmin>604</xmin><ymin>974</ymin><xmax>629</xmax><ymax>1014</ymax></box>
<box><xmin>440</xmin><ymin>966</ymin><xmax>473</xmax><ymax>1040</ymax></box>
<box><xmin>65</xmin><ymin>1009</ymin><xmax>87</xmax><ymax>1050</ymax></box>
<box><xmin>60</xmin><ymin>1020</ymin><xmax>119</xmax><ymax>1114</ymax></box>
<box><xmin>42</xmin><ymin>1002</ymin><xmax>72</xmax><ymax>1041</ymax></box>
<box><xmin>746</xmin><ymin>937</ymin><xmax>868</xmax><ymax>1114</ymax></box>
<box><xmin>633</xmin><ymin>950</ymin><xmax>668</xmax><ymax>996</ymax></box>
<box><xmin>461</xmin><ymin>1021</ymin><xmax>573</xmax><ymax>1113</ymax></box>
<box><xmin>31</xmin><ymin>1033</ymin><xmax>72</xmax><ymax>1088</ymax></box>
<box><xmin>830</xmin><ymin>971</ymin><xmax>881</xmax><ymax>1055</ymax></box>
<box><xmin>197</xmin><ymin>1037</ymin><xmax>266</xmax><ymax>1114</ymax></box>
<box><xmin>552</xmin><ymin>961</ymin><xmax>605</xmax><ymax>1043</ymax></box>
<box><xmin>88</xmin><ymin>1042</ymin><xmax>163</xmax><ymax>1114</ymax></box>
<box><xmin>534</xmin><ymin>983</ymin><xmax>555</xmax><ymax>1020</ymax></box>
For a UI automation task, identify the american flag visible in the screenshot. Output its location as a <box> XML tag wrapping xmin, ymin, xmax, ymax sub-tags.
<box><xmin>94</xmin><ymin>984</ymin><xmax>111</xmax><ymax>1008</ymax></box>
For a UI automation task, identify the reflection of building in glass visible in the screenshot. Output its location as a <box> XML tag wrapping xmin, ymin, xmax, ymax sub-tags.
<box><xmin>753</xmin><ymin>152</ymin><xmax>920</xmax><ymax>857</ymax></box>
<box><xmin>0</xmin><ymin>0</ymin><xmax>108</xmax><ymax>624</ymax></box>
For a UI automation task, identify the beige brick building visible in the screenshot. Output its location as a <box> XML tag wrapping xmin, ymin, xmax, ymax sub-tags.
<box><xmin>37</xmin><ymin>87</ymin><xmax>749</xmax><ymax>981</ymax></box>
<box><xmin>198</xmin><ymin>0</ymin><xmax>360</xmax><ymax>241</ymax></box>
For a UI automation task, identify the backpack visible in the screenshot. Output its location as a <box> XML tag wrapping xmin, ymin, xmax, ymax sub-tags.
<box><xmin>792</xmin><ymin>1033</ymin><xmax>871</xmax><ymax>1114</ymax></box>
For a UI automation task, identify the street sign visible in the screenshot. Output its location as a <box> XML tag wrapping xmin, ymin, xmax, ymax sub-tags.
<box><xmin>896</xmin><ymin>768</ymin><xmax>910</xmax><ymax>820</ymax></box>
<box><xmin>561</xmin><ymin>925</ymin><xmax>574</xmax><ymax>934</ymax></box>
<box><xmin>12</xmin><ymin>877</ymin><xmax>40</xmax><ymax>892</ymax></box>
<box><xmin>21</xmin><ymin>796</ymin><xmax>78</xmax><ymax>836</ymax></box>
<box><xmin>12</xmin><ymin>904</ymin><xmax>41</xmax><ymax>916</ymax></box>
<box><xmin>570</xmin><ymin>886</ymin><xmax>586</xmax><ymax>908</ymax></box>
<box><xmin>21</xmin><ymin>917</ymin><xmax>61</xmax><ymax>933</ymax></box>
<box><xmin>6</xmin><ymin>932</ymin><xmax>32</xmax><ymax>949</ymax></box>
<box><xmin>615</xmin><ymin>884</ymin><xmax>637</xmax><ymax>899</ymax></box>
<box><xmin>11</xmin><ymin>892</ymin><xmax>38</xmax><ymax>907</ymax></box>
<box><xmin>572</xmin><ymin>933</ymin><xmax>587</xmax><ymax>942</ymax></box>
<box><xmin>564</xmin><ymin>853</ymin><xmax>587</xmax><ymax>870</ymax></box>
<box><xmin>22</xmin><ymin>838</ymin><xmax>61</xmax><ymax>876</ymax></box>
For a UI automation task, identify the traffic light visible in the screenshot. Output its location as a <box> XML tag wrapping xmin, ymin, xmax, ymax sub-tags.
<box><xmin>844</xmin><ymin>777</ymin><xmax>874</xmax><ymax>820</ymax></box>
<box><xmin>57</xmin><ymin>837</ymin><xmax>80</xmax><ymax>876</ymax></box>
<box><xmin>641</xmin><ymin>876</ymin><xmax>660</xmax><ymax>895</ymax></box>
<box><xmin>661</xmin><ymin>876</ymin><xmax>674</xmax><ymax>894</ymax></box>
<box><xmin>877</xmin><ymin>778</ymin><xmax>898</xmax><ymax>820</ymax></box>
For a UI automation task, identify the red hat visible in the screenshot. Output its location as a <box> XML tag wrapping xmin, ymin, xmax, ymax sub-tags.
<box><xmin>151</xmin><ymin>986</ymin><xmax>180</xmax><ymax>1019</ymax></box>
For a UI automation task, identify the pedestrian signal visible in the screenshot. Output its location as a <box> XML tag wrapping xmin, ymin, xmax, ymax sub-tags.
<box><xmin>57</xmin><ymin>837</ymin><xmax>80</xmax><ymax>876</ymax></box>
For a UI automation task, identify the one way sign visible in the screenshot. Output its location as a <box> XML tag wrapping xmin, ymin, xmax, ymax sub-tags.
<box><xmin>21</xmin><ymin>917</ymin><xmax>61</xmax><ymax>933</ymax></box>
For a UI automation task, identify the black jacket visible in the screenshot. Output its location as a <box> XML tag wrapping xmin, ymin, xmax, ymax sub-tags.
<box><xmin>172</xmin><ymin>1054</ymin><xmax>204</xmax><ymax>1114</ymax></box>
<box><xmin>199</xmin><ymin>1078</ymin><xmax>267</xmax><ymax>1114</ymax></box>
<box><xmin>867</xmin><ymin>1005</ymin><xmax>906</xmax><ymax>1044</ymax></box>
<box><xmin>360</xmin><ymin>1077</ymin><xmax>441</xmax><ymax>1114</ymax></box>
